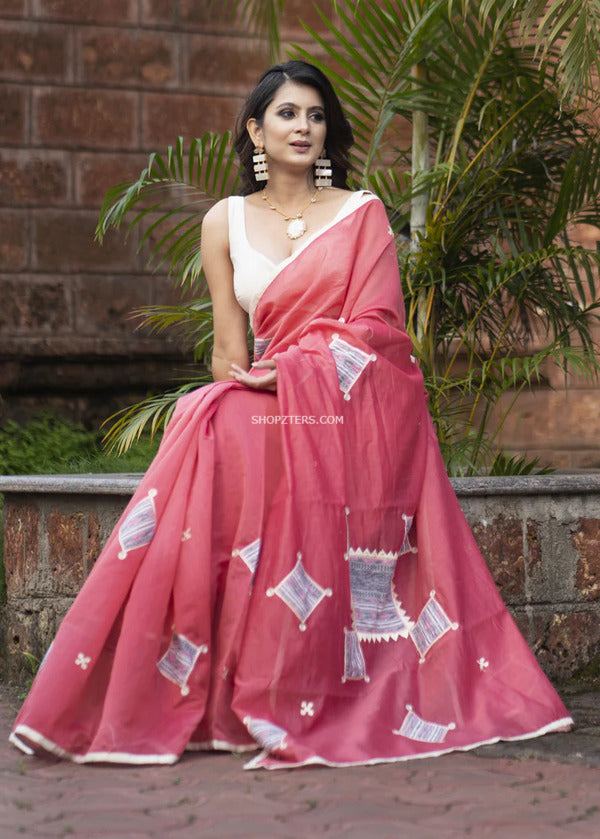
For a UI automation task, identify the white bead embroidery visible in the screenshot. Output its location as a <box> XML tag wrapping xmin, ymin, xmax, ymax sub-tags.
<box><xmin>75</xmin><ymin>653</ymin><xmax>91</xmax><ymax>670</ymax></box>
<box><xmin>300</xmin><ymin>701</ymin><xmax>315</xmax><ymax>717</ymax></box>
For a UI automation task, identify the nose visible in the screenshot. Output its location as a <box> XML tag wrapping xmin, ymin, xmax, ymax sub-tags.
<box><xmin>296</xmin><ymin>112</ymin><xmax>310</xmax><ymax>133</ymax></box>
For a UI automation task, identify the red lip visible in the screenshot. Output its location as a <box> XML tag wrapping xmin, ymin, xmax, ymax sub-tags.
<box><xmin>291</xmin><ymin>142</ymin><xmax>310</xmax><ymax>148</ymax></box>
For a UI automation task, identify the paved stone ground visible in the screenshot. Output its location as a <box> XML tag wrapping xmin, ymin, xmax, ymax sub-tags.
<box><xmin>1</xmin><ymin>683</ymin><xmax>599</xmax><ymax>838</ymax></box>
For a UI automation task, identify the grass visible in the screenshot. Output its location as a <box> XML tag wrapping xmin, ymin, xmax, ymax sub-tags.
<box><xmin>0</xmin><ymin>412</ymin><xmax>160</xmax><ymax>607</ymax></box>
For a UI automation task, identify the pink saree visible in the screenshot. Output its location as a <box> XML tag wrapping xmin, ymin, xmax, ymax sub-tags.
<box><xmin>10</xmin><ymin>196</ymin><xmax>571</xmax><ymax>768</ymax></box>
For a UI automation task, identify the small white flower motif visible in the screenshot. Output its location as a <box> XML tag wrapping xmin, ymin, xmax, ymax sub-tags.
<box><xmin>181</xmin><ymin>529</ymin><xmax>192</xmax><ymax>542</ymax></box>
<box><xmin>300</xmin><ymin>700</ymin><xmax>314</xmax><ymax>717</ymax></box>
<box><xmin>387</xmin><ymin>224</ymin><xmax>393</xmax><ymax>236</ymax></box>
<box><xmin>477</xmin><ymin>657</ymin><xmax>489</xmax><ymax>671</ymax></box>
<box><xmin>75</xmin><ymin>652</ymin><xmax>91</xmax><ymax>670</ymax></box>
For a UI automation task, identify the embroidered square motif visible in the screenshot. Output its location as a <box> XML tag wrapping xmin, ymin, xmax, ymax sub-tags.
<box><xmin>328</xmin><ymin>334</ymin><xmax>376</xmax><ymax>401</ymax></box>
<box><xmin>410</xmin><ymin>590</ymin><xmax>458</xmax><ymax>662</ymax></box>
<box><xmin>253</xmin><ymin>337</ymin><xmax>272</xmax><ymax>361</ymax></box>
<box><xmin>393</xmin><ymin>704</ymin><xmax>456</xmax><ymax>743</ymax></box>
<box><xmin>118</xmin><ymin>488</ymin><xmax>158</xmax><ymax>559</ymax></box>
<box><xmin>243</xmin><ymin>716</ymin><xmax>288</xmax><ymax>752</ymax></box>
<box><xmin>233</xmin><ymin>537</ymin><xmax>261</xmax><ymax>577</ymax></box>
<box><xmin>156</xmin><ymin>633</ymin><xmax>208</xmax><ymax>696</ymax></box>
<box><xmin>342</xmin><ymin>628</ymin><xmax>369</xmax><ymax>682</ymax></box>
<box><xmin>266</xmin><ymin>553</ymin><xmax>332</xmax><ymax>631</ymax></box>
<box><xmin>347</xmin><ymin>548</ymin><xmax>414</xmax><ymax>642</ymax></box>
<box><xmin>400</xmin><ymin>514</ymin><xmax>417</xmax><ymax>555</ymax></box>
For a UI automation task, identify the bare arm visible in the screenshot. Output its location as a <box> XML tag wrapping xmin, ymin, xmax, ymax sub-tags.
<box><xmin>201</xmin><ymin>200</ymin><xmax>250</xmax><ymax>381</ymax></box>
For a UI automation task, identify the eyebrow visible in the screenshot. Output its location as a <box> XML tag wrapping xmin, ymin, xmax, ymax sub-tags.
<box><xmin>275</xmin><ymin>102</ymin><xmax>325</xmax><ymax>111</ymax></box>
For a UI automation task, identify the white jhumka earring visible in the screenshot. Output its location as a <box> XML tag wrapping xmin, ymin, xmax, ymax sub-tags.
<box><xmin>314</xmin><ymin>150</ymin><xmax>332</xmax><ymax>187</ymax></box>
<box><xmin>253</xmin><ymin>146</ymin><xmax>269</xmax><ymax>182</ymax></box>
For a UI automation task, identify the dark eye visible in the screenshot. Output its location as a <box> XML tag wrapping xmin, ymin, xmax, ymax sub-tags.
<box><xmin>278</xmin><ymin>109</ymin><xmax>295</xmax><ymax>119</ymax></box>
<box><xmin>310</xmin><ymin>112</ymin><xmax>325</xmax><ymax>123</ymax></box>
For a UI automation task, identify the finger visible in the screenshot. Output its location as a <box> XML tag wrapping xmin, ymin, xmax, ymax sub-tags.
<box><xmin>251</xmin><ymin>359</ymin><xmax>276</xmax><ymax>368</ymax></box>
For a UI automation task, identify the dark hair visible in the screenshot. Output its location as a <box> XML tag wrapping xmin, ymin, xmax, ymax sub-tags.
<box><xmin>234</xmin><ymin>60</ymin><xmax>354</xmax><ymax>195</ymax></box>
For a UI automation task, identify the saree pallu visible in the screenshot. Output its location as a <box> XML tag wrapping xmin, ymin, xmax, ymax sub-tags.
<box><xmin>10</xmin><ymin>197</ymin><xmax>571</xmax><ymax>768</ymax></box>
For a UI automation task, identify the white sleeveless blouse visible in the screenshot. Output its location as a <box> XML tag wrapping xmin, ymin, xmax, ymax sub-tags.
<box><xmin>228</xmin><ymin>190</ymin><xmax>376</xmax><ymax>325</ymax></box>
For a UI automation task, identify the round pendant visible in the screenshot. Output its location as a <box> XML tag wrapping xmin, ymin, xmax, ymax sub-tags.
<box><xmin>287</xmin><ymin>217</ymin><xmax>307</xmax><ymax>240</ymax></box>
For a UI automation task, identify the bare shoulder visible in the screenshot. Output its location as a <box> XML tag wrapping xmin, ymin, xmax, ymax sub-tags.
<box><xmin>320</xmin><ymin>186</ymin><xmax>353</xmax><ymax>209</ymax></box>
<box><xmin>201</xmin><ymin>197</ymin><xmax>229</xmax><ymax>241</ymax></box>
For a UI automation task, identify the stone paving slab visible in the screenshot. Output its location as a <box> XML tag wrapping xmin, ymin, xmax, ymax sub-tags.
<box><xmin>1</xmin><ymin>684</ymin><xmax>599</xmax><ymax>838</ymax></box>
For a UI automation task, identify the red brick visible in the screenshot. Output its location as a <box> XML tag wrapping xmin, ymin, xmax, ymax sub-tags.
<box><xmin>74</xmin><ymin>274</ymin><xmax>154</xmax><ymax>334</ymax></box>
<box><xmin>495</xmin><ymin>388</ymin><xmax>600</xmax><ymax>449</ymax></box>
<box><xmin>34</xmin><ymin>87</ymin><xmax>138</xmax><ymax>150</ymax></box>
<box><xmin>179</xmin><ymin>0</ymin><xmax>241</xmax><ymax>28</ymax></box>
<box><xmin>187</xmin><ymin>35</ymin><xmax>269</xmax><ymax>95</ymax></box>
<box><xmin>32</xmin><ymin>209</ymin><xmax>138</xmax><ymax>272</ymax></box>
<box><xmin>0</xmin><ymin>276</ymin><xmax>71</xmax><ymax>333</ymax></box>
<box><xmin>0</xmin><ymin>0</ymin><xmax>26</xmax><ymax>16</ymax></box>
<box><xmin>471</xmin><ymin>515</ymin><xmax>525</xmax><ymax>604</ymax></box>
<box><xmin>3</xmin><ymin>502</ymin><xmax>39</xmax><ymax>599</ymax></box>
<box><xmin>573</xmin><ymin>518</ymin><xmax>600</xmax><ymax>601</ymax></box>
<box><xmin>80</xmin><ymin>28</ymin><xmax>177</xmax><ymax>88</ymax></box>
<box><xmin>47</xmin><ymin>509</ymin><xmax>86</xmax><ymax>594</ymax></box>
<box><xmin>139</xmin><ymin>0</ymin><xmax>177</xmax><ymax>25</ymax></box>
<box><xmin>32</xmin><ymin>0</ymin><xmax>137</xmax><ymax>24</ymax></box>
<box><xmin>0</xmin><ymin>209</ymin><xmax>28</xmax><ymax>270</ymax></box>
<box><xmin>532</xmin><ymin>610</ymin><xmax>600</xmax><ymax>681</ymax></box>
<box><xmin>0</xmin><ymin>149</ymin><xmax>69</xmax><ymax>206</ymax></box>
<box><xmin>74</xmin><ymin>152</ymin><xmax>149</xmax><ymax>206</ymax></box>
<box><xmin>280</xmin><ymin>0</ymin><xmax>337</xmax><ymax>37</ymax></box>
<box><xmin>142</xmin><ymin>92</ymin><xmax>240</xmax><ymax>148</ymax></box>
<box><xmin>0</xmin><ymin>86</ymin><xmax>28</xmax><ymax>143</ymax></box>
<box><xmin>0</xmin><ymin>22</ymin><xmax>68</xmax><ymax>81</ymax></box>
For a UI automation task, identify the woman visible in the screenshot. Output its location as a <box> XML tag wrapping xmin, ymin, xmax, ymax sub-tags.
<box><xmin>10</xmin><ymin>61</ymin><xmax>571</xmax><ymax>769</ymax></box>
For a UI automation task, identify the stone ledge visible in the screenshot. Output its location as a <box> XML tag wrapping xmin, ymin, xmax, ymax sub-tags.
<box><xmin>1</xmin><ymin>473</ymin><xmax>600</xmax><ymax>683</ymax></box>
<box><xmin>2</xmin><ymin>472</ymin><xmax>600</xmax><ymax>497</ymax></box>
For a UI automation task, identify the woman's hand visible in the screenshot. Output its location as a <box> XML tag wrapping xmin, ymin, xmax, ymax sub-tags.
<box><xmin>229</xmin><ymin>359</ymin><xmax>277</xmax><ymax>392</ymax></box>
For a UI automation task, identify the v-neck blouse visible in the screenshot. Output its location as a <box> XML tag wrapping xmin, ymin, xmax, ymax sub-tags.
<box><xmin>228</xmin><ymin>190</ymin><xmax>376</xmax><ymax>326</ymax></box>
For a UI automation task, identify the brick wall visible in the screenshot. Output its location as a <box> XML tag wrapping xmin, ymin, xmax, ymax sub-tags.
<box><xmin>0</xmin><ymin>0</ymin><xmax>335</xmax><ymax>427</ymax></box>
<box><xmin>1</xmin><ymin>1</ymin><xmax>599</xmax><ymax>467</ymax></box>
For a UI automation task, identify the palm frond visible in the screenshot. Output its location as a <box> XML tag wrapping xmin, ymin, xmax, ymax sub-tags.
<box><xmin>101</xmin><ymin>381</ymin><xmax>210</xmax><ymax>456</ymax></box>
<box><xmin>96</xmin><ymin>133</ymin><xmax>238</xmax><ymax>290</ymax></box>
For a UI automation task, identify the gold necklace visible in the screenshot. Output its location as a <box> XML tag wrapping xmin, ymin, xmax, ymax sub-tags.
<box><xmin>262</xmin><ymin>187</ymin><xmax>322</xmax><ymax>240</ymax></box>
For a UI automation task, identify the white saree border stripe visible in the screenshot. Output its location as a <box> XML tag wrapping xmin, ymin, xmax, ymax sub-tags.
<box><xmin>266</xmin><ymin>552</ymin><xmax>333</xmax><ymax>631</ymax></box>
<box><xmin>118</xmin><ymin>488</ymin><xmax>158</xmax><ymax>559</ymax></box>
<box><xmin>242</xmin><ymin>716</ymin><xmax>574</xmax><ymax>771</ymax></box>
<box><xmin>328</xmin><ymin>334</ymin><xmax>377</xmax><ymax>401</ymax></box>
<box><xmin>185</xmin><ymin>739</ymin><xmax>258</xmax><ymax>753</ymax></box>
<box><xmin>11</xmin><ymin>718</ymin><xmax>574</xmax><ymax>769</ymax></box>
<box><xmin>9</xmin><ymin>726</ymin><xmax>179</xmax><ymax>765</ymax></box>
<box><xmin>409</xmin><ymin>590</ymin><xmax>459</xmax><ymax>663</ymax></box>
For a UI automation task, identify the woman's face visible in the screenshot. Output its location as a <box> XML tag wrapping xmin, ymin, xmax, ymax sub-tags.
<box><xmin>247</xmin><ymin>81</ymin><xmax>327</xmax><ymax>176</ymax></box>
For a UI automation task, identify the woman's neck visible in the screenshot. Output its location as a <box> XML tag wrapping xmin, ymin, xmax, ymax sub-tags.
<box><xmin>262</xmin><ymin>170</ymin><xmax>316</xmax><ymax>209</ymax></box>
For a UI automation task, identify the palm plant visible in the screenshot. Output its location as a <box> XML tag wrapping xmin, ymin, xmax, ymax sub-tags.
<box><xmin>96</xmin><ymin>0</ymin><xmax>600</xmax><ymax>473</ymax></box>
